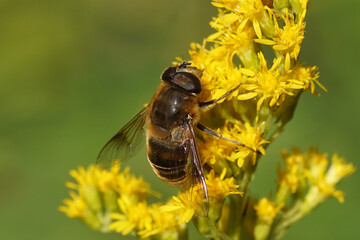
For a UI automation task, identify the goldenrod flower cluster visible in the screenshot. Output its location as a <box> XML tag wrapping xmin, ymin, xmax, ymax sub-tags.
<box><xmin>59</xmin><ymin>164</ymin><xmax>157</xmax><ymax>232</ymax></box>
<box><xmin>60</xmin><ymin>1</ymin><xmax>354</xmax><ymax>239</ymax></box>
<box><xmin>254</xmin><ymin>148</ymin><xmax>355</xmax><ymax>240</ymax></box>
<box><xmin>60</xmin><ymin>164</ymin><xmax>241</xmax><ymax>239</ymax></box>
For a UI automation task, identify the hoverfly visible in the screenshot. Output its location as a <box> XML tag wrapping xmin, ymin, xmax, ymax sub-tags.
<box><xmin>97</xmin><ymin>61</ymin><xmax>256</xmax><ymax>215</ymax></box>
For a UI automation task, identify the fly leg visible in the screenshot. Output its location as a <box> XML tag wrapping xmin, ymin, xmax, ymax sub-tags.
<box><xmin>196</xmin><ymin>123</ymin><xmax>261</xmax><ymax>154</ymax></box>
<box><xmin>198</xmin><ymin>83</ymin><xmax>242</xmax><ymax>108</ymax></box>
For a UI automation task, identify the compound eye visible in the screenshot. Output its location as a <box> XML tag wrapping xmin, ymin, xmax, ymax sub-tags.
<box><xmin>172</xmin><ymin>72</ymin><xmax>201</xmax><ymax>95</ymax></box>
<box><xmin>161</xmin><ymin>67</ymin><xmax>177</xmax><ymax>82</ymax></box>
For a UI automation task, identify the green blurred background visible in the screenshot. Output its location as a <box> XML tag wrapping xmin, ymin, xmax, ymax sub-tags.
<box><xmin>0</xmin><ymin>0</ymin><xmax>359</xmax><ymax>239</ymax></box>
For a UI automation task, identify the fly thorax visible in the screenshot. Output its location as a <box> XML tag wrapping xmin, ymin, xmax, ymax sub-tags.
<box><xmin>150</xmin><ymin>87</ymin><xmax>192</xmax><ymax>129</ymax></box>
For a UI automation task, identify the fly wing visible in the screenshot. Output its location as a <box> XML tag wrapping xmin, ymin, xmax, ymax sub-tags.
<box><xmin>181</xmin><ymin>121</ymin><xmax>209</xmax><ymax>217</ymax></box>
<box><xmin>96</xmin><ymin>106</ymin><xmax>149</xmax><ymax>169</ymax></box>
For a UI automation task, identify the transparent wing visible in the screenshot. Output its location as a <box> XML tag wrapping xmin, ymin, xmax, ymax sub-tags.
<box><xmin>181</xmin><ymin>121</ymin><xmax>209</xmax><ymax>217</ymax></box>
<box><xmin>96</xmin><ymin>106</ymin><xmax>149</xmax><ymax>169</ymax></box>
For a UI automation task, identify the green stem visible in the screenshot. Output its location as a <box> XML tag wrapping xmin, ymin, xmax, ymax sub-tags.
<box><xmin>226</xmin><ymin>168</ymin><xmax>256</xmax><ymax>239</ymax></box>
<box><xmin>226</xmin><ymin>195</ymin><xmax>243</xmax><ymax>240</ymax></box>
<box><xmin>239</xmin><ymin>171</ymin><xmax>253</xmax><ymax>193</ymax></box>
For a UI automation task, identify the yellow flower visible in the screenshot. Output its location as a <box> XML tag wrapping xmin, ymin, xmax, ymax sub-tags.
<box><xmin>256</xmin><ymin>10</ymin><xmax>306</xmax><ymax>70</ymax></box>
<box><xmin>160</xmin><ymin>195</ymin><xmax>196</xmax><ymax>225</ymax></box>
<box><xmin>187</xmin><ymin>43</ymin><xmax>248</xmax><ymax>103</ymax></box>
<box><xmin>110</xmin><ymin>196</ymin><xmax>189</xmax><ymax>239</ymax></box>
<box><xmin>59</xmin><ymin>190</ymin><xmax>104</xmax><ymax>231</ymax></box>
<box><xmin>59</xmin><ymin>164</ymin><xmax>158</xmax><ymax>232</ymax></box>
<box><xmin>208</xmin><ymin>11</ymin><xmax>258</xmax><ymax>69</ymax></box>
<box><xmin>304</xmin><ymin>149</ymin><xmax>355</xmax><ymax>204</ymax></box>
<box><xmin>206</xmin><ymin>169</ymin><xmax>243</xmax><ymax>200</ymax></box>
<box><xmin>110</xmin><ymin>196</ymin><xmax>153</xmax><ymax>236</ymax></box>
<box><xmin>277</xmin><ymin>149</ymin><xmax>305</xmax><ymax>192</ymax></box>
<box><xmin>275</xmin><ymin>148</ymin><xmax>307</xmax><ymax>204</ymax></box>
<box><xmin>238</xmin><ymin>53</ymin><xmax>291</xmax><ymax>110</ymax></box>
<box><xmin>275</xmin><ymin>148</ymin><xmax>355</xmax><ymax>207</ymax></box>
<box><xmin>326</xmin><ymin>154</ymin><xmax>356</xmax><ymax>185</ymax></box>
<box><xmin>198</xmin><ymin>120</ymin><xmax>267</xmax><ymax>169</ymax></box>
<box><xmin>254</xmin><ymin>198</ymin><xmax>282</xmax><ymax>240</ymax></box>
<box><xmin>255</xmin><ymin>198</ymin><xmax>281</xmax><ymax>222</ymax></box>
<box><xmin>65</xmin><ymin>164</ymin><xmax>156</xmax><ymax>201</ymax></box>
<box><xmin>114</xmin><ymin>167</ymin><xmax>160</xmax><ymax>202</ymax></box>
<box><xmin>59</xmin><ymin>191</ymin><xmax>87</xmax><ymax>218</ymax></box>
<box><xmin>275</xmin><ymin>11</ymin><xmax>305</xmax><ymax>60</ymax></box>
<box><xmin>160</xmin><ymin>170</ymin><xmax>243</xmax><ymax>227</ymax></box>
<box><xmin>238</xmin><ymin>53</ymin><xmax>325</xmax><ymax>111</ymax></box>
<box><xmin>140</xmin><ymin>204</ymin><xmax>187</xmax><ymax>239</ymax></box>
<box><xmin>198</xmin><ymin>137</ymin><xmax>224</xmax><ymax>166</ymax></box>
<box><xmin>289</xmin><ymin>64</ymin><xmax>326</xmax><ymax>94</ymax></box>
<box><xmin>183</xmin><ymin>0</ymin><xmax>325</xmax><ymax>117</ymax></box>
<box><xmin>222</xmin><ymin>121</ymin><xmax>267</xmax><ymax>164</ymax></box>
<box><xmin>212</xmin><ymin>0</ymin><xmax>274</xmax><ymax>39</ymax></box>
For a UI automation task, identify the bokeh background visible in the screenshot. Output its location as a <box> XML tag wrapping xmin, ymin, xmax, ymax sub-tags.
<box><xmin>0</xmin><ymin>0</ymin><xmax>359</xmax><ymax>239</ymax></box>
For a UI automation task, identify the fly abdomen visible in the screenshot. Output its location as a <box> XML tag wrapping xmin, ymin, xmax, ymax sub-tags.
<box><xmin>147</xmin><ymin>137</ymin><xmax>188</xmax><ymax>185</ymax></box>
<box><xmin>152</xmin><ymin>165</ymin><xmax>187</xmax><ymax>185</ymax></box>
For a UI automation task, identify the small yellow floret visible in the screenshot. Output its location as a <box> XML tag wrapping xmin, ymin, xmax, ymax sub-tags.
<box><xmin>255</xmin><ymin>198</ymin><xmax>281</xmax><ymax>221</ymax></box>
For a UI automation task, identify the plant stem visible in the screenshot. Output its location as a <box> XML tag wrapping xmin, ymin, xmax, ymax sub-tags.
<box><xmin>268</xmin><ymin>201</ymin><xmax>303</xmax><ymax>240</ymax></box>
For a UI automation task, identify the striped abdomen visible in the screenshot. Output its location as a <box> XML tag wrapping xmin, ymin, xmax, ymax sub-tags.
<box><xmin>147</xmin><ymin>137</ymin><xmax>189</xmax><ymax>186</ymax></box>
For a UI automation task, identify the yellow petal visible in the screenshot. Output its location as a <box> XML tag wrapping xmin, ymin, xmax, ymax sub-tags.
<box><xmin>220</xmin><ymin>168</ymin><xmax>227</xmax><ymax>180</ymax></box>
<box><xmin>211</xmin><ymin>2</ymin><xmax>224</xmax><ymax>8</ymax></box>
<box><xmin>223</xmin><ymin>13</ymin><xmax>241</xmax><ymax>24</ymax></box>
<box><xmin>270</xmin><ymin>96</ymin><xmax>278</xmax><ymax>107</ymax></box>
<box><xmin>65</xmin><ymin>182</ymin><xmax>78</xmax><ymax>189</ymax></box>
<box><xmin>254</xmin><ymin>38</ymin><xmax>276</xmax><ymax>45</ymax></box>
<box><xmin>240</xmin><ymin>68</ymin><xmax>255</xmax><ymax>76</ymax></box>
<box><xmin>253</xmin><ymin>20</ymin><xmax>262</xmax><ymax>39</ymax></box>
<box><xmin>257</xmin><ymin>96</ymin><xmax>265</xmax><ymax>110</ymax></box>
<box><xmin>237</xmin><ymin>92</ymin><xmax>258</xmax><ymax>100</ymax></box>
<box><xmin>273</xmin><ymin>44</ymin><xmax>288</xmax><ymax>51</ymax></box>
<box><xmin>271</xmin><ymin>56</ymin><xmax>283</xmax><ymax>71</ymax></box>
<box><xmin>314</xmin><ymin>79</ymin><xmax>328</xmax><ymax>92</ymax></box>
<box><xmin>237</xmin><ymin>158</ymin><xmax>245</xmax><ymax>168</ymax></box>
<box><xmin>237</xmin><ymin>18</ymin><xmax>248</xmax><ymax>32</ymax></box>
<box><xmin>180</xmin><ymin>209</ymin><xmax>194</xmax><ymax>223</ymax></box>
<box><xmin>285</xmin><ymin>53</ymin><xmax>291</xmax><ymax>72</ymax></box>
<box><xmin>207</xmin><ymin>31</ymin><xmax>222</xmax><ymax>41</ymax></box>
<box><xmin>159</xmin><ymin>205</ymin><xmax>182</xmax><ymax>212</ymax></box>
